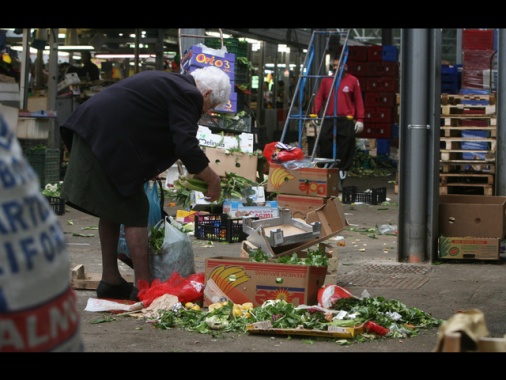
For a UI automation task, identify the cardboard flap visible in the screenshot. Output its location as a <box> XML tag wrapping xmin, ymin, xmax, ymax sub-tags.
<box><xmin>306</xmin><ymin>197</ymin><xmax>349</xmax><ymax>238</ymax></box>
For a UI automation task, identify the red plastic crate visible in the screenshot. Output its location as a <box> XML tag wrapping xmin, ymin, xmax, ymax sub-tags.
<box><xmin>367</xmin><ymin>46</ymin><xmax>383</xmax><ymax>61</ymax></box>
<box><xmin>366</xmin><ymin>61</ymin><xmax>399</xmax><ymax>78</ymax></box>
<box><xmin>364</xmin><ymin>92</ymin><xmax>396</xmax><ymax>107</ymax></box>
<box><xmin>460</xmin><ymin>119</ymin><xmax>490</xmax><ymax>127</ymax></box>
<box><xmin>360</xmin><ymin>123</ymin><xmax>392</xmax><ymax>139</ymax></box>
<box><xmin>347</xmin><ymin>46</ymin><xmax>368</xmax><ymax>61</ymax></box>
<box><xmin>346</xmin><ymin>61</ymin><xmax>367</xmax><ymax>76</ymax></box>
<box><xmin>364</xmin><ymin>107</ymin><xmax>378</xmax><ymax>122</ymax></box>
<box><xmin>366</xmin><ymin>77</ymin><xmax>398</xmax><ymax>92</ymax></box>
<box><xmin>376</xmin><ymin>107</ymin><xmax>394</xmax><ymax>122</ymax></box>
<box><xmin>463</xmin><ymin>50</ymin><xmax>496</xmax><ymax>68</ymax></box>
<box><xmin>462</xmin><ymin>29</ymin><xmax>495</xmax><ymax>50</ymax></box>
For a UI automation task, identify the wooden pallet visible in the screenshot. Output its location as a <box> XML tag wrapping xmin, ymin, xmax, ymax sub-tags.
<box><xmin>441</xmin><ymin>126</ymin><xmax>496</xmax><ymax>137</ymax></box>
<box><xmin>439</xmin><ymin>183</ymin><xmax>494</xmax><ymax>196</ymax></box>
<box><xmin>71</xmin><ymin>264</ymin><xmax>134</xmax><ymax>290</ymax></box>
<box><xmin>440</xmin><ymin>149</ymin><xmax>495</xmax><ymax>162</ymax></box>
<box><xmin>440</xmin><ymin>172</ymin><xmax>494</xmax><ymax>186</ymax></box>
<box><xmin>440</xmin><ymin>162</ymin><xmax>495</xmax><ymax>174</ymax></box>
<box><xmin>441</xmin><ymin>104</ymin><xmax>496</xmax><ymax>116</ymax></box>
<box><xmin>441</xmin><ymin>93</ymin><xmax>496</xmax><ymax>106</ymax></box>
<box><xmin>441</xmin><ymin>116</ymin><xmax>496</xmax><ymax>127</ymax></box>
<box><xmin>440</xmin><ymin>137</ymin><xmax>495</xmax><ymax>151</ymax></box>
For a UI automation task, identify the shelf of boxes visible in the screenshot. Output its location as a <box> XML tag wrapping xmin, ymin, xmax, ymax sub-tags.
<box><xmin>439</xmin><ymin>93</ymin><xmax>496</xmax><ymax>195</ymax></box>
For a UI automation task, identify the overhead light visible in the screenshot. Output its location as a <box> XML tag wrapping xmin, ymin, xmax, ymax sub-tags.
<box><xmin>95</xmin><ymin>53</ymin><xmax>153</xmax><ymax>59</ymax></box>
<box><xmin>59</xmin><ymin>45</ymin><xmax>94</xmax><ymax>50</ymax></box>
<box><xmin>205</xmin><ymin>31</ymin><xmax>231</xmax><ymax>39</ymax></box>
<box><xmin>10</xmin><ymin>45</ymin><xmax>70</xmax><ymax>57</ymax></box>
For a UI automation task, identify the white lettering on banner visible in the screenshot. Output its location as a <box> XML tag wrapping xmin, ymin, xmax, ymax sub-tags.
<box><xmin>0</xmin><ymin>288</ymin><xmax>80</xmax><ymax>352</ymax></box>
<box><xmin>0</xmin><ymin>218</ymin><xmax>66</xmax><ymax>276</ymax></box>
<box><xmin>0</xmin><ymin>195</ymin><xmax>52</xmax><ymax>235</ymax></box>
<box><xmin>0</xmin><ymin>154</ymin><xmax>37</xmax><ymax>190</ymax></box>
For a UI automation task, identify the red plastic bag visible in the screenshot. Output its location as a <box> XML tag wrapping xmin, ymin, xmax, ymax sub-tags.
<box><xmin>263</xmin><ymin>141</ymin><xmax>305</xmax><ymax>163</ymax></box>
<box><xmin>276</xmin><ymin>148</ymin><xmax>304</xmax><ymax>162</ymax></box>
<box><xmin>137</xmin><ymin>272</ymin><xmax>205</xmax><ymax>308</ymax></box>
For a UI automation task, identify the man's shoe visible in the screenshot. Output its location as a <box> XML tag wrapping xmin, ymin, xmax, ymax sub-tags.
<box><xmin>96</xmin><ymin>279</ymin><xmax>133</xmax><ymax>300</ymax></box>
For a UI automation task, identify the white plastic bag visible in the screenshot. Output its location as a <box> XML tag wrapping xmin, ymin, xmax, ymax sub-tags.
<box><xmin>149</xmin><ymin>216</ymin><xmax>195</xmax><ymax>282</ymax></box>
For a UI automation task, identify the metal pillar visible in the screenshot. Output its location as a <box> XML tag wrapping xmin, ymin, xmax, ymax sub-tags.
<box><xmin>496</xmin><ymin>29</ymin><xmax>505</xmax><ymax>196</ymax></box>
<box><xmin>398</xmin><ymin>29</ymin><xmax>441</xmax><ymax>263</ymax></box>
<box><xmin>46</xmin><ymin>28</ymin><xmax>59</xmax><ymax>149</ymax></box>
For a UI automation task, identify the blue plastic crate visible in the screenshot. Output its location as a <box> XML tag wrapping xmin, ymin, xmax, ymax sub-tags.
<box><xmin>461</xmin><ymin>130</ymin><xmax>490</xmax><ymax>160</ymax></box>
<box><xmin>376</xmin><ymin>139</ymin><xmax>391</xmax><ymax>155</ymax></box>
<box><xmin>442</xmin><ymin>64</ymin><xmax>458</xmax><ymax>75</ymax></box>
<box><xmin>382</xmin><ymin>45</ymin><xmax>398</xmax><ymax>62</ymax></box>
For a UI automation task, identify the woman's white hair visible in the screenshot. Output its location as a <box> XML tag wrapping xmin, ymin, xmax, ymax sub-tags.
<box><xmin>191</xmin><ymin>66</ymin><xmax>231</xmax><ymax>107</ymax></box>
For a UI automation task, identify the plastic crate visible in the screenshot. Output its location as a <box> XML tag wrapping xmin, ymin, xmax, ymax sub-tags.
<box><xmin>360</xmin><ymin>123</ymin><xmax>392</xmax><ymax>139</ymax></box>
<box><xmin>194</xmin><ymin>214</ymin><xmax>250</xmax><ymax>243</ymax></box>
<box><xmin>342</xmin><ymin>186</ymin><xmax>387</xmax><ymax>205</ymax></box>
<box><xmin>45</xmin><ymin>196</ymin><xmax>65</xmax><ymax>215</ymax></box>
<box><xmin>462</xmin><ymin>29</ymin><xmax>495</xmax><ymax>50</ymax></box>
<box><xmin>25</xmin><ymin>148</ymin><xmax>60</xmax><ymax>189</ymax></box>
<box><xmin>382</xmin><ymin>45</ymin><xmax>398</xmax><ymax>62</ymax></box>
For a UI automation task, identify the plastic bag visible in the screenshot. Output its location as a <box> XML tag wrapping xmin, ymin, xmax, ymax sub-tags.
<box><xmin>117</xmin><ymin>180</ymin><xmax>166</xmax><ymax>267</ymax></box>
<box><xmin>149</xmin><ymin>216</ymin><xmax>196</xmax><ymax>283</ymax></box>
<box><xmin>137</xmin><ymin>272</ymin><xmax>205</xmax><ymax>308</ymax></box>
<box><xmin>263</xmin><ymin>141</ymin><xmax>305</xmax><ymax>164</ymax></box>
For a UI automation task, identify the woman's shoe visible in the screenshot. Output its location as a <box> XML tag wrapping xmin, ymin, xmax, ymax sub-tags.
<box><xmin>130</xmin><ymin>287</ymin><xmax>139</xmax><ymax>302</ymax></box>
<box><xmin>96</xmin><ymin>280</ymin><xmax>133</xmax><ymax>300</ymax></box>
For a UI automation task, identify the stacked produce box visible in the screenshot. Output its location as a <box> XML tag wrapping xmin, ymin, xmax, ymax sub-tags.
<box><xmin>460</xmin><ymin>29</ymin><xmax>496</xmax><ymax>91</ymax></box>
<box><xmin>346</xmin><ymin>45</ymin><xmax>400</xmax><ymax>160</ymax></box>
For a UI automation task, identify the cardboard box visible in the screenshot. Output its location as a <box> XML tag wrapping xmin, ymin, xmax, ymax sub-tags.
<box><xmin>439</xmin><ymin>194</ymin><xmax>506</xmax><ymax>238</ymax></box>
<box><xmin>266</xmin><ymin>163</ymin><xmax>339</xmax><ymax>197</ymax></box>
<box><xmin>197</xmin><ymin>125</ymin><xmax>254</xmax><ymax>153</ymax></box>
<box><xmin>213</xmin><ymin>90</ymin><xmax>237</xmax><ymax>114</ymax></box>
<box><xmin>239</xmin><ymin>197</ymin><xmax>348</xmax><ymax>258</ymax></box>
<box><xmin>16</xmin><ymin>117</ymin><xmax>52</xmax><ymax>139</ymax></box>
<box><xmin>181</xmin><ymin>45</ymin><xmax>235</xmax><ymax>80</ymax></box>
<box><xmin>305</xmin><ymin>196</ymin><xmax>349</xmax><ymax>238</ymax></box>
<box><xmin>222</xmin><ymin>200</ymin><xmax>279</xmax><ymax>219</ymax></box>
<box><xmin>204</xmin><ymin>256</ymin><xmax>327</xmax><ymax>307</ymax></box>
<box><xmin>439</xmin><ymin>236</ymin><xmax>500</xmax><ymax>261</ymax></box>
<box><xmin>237</xmin><ymin>186</ymin><xmax>265</xmax><ymax>205</ymax></box>
<box><xmin>276</xmin><ymin>194</ymin><xmax>329</xmax><ymax>219</ymax></box>
<box><xmin>246</xmin><ymin>320</ymin><xmax>363</xmax><ymax>339</ymax></box>
<box><xmin>204</xmin><ymin>147</ymin><xmax>258</xmax><ymax>181</ymax></box>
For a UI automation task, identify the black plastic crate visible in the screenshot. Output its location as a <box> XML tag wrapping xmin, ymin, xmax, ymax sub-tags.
<box><xmin>45</xmin><ymin>196</ymin><xmax>65</xmax><ymax>215</ymax></box>
<box><xmin>194</xmin><ymin>213</ymin><xmax>250</xmax><ymax>243</ymax></box>
<box><xmin>342</xmin><ymin>186</ymin><xmax>386</xmax><ymax>205</ymax></box>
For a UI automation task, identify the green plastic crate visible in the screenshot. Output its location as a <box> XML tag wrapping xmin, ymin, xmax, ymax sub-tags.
<box><xmin>25</xmin><ymin>148</ymin><xmax>60</xmax><ymax>189</ymax></box>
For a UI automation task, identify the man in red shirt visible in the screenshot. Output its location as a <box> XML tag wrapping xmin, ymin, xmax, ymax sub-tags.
<box><xmin>313</xmin><ymin>57</ymin><xmax>365</xmax><ymax>178</ymax></box>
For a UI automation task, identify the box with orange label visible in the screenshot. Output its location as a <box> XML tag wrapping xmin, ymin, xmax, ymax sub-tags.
<box><xmin>204</xmin><ymin>256</ymin><xmax>327</xmax><ymax>307</ymax></box>
<box><xmin>266</xmin><ymin>163</ymin><xmax>339</xmax><ymax>197</ymax></box>
<box><xmin>438</xmin><ymin>236</ymin><xmax>500</xmax><ymax>261</ymax></box>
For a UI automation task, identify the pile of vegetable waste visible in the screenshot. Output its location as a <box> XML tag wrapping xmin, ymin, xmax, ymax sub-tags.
<box><xmin>150</xmin><ymin>295</ymin><xmax>444</xmax><ymax>344</ymax></box>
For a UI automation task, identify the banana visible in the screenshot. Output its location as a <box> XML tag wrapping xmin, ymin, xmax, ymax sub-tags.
<box><xmin>220</xmin><ymin>266</ymin><xmax>246</xmax><ymax>279</ymax></box>
<box><xmin>270</xmin><ymin>167</ymin><xmax>294</xmax><ymax>189</ymax></box>
<box><xmin>210</xmin><ymin>266</ymin><xmax>225</xmax><ymax>279</ymax></box>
